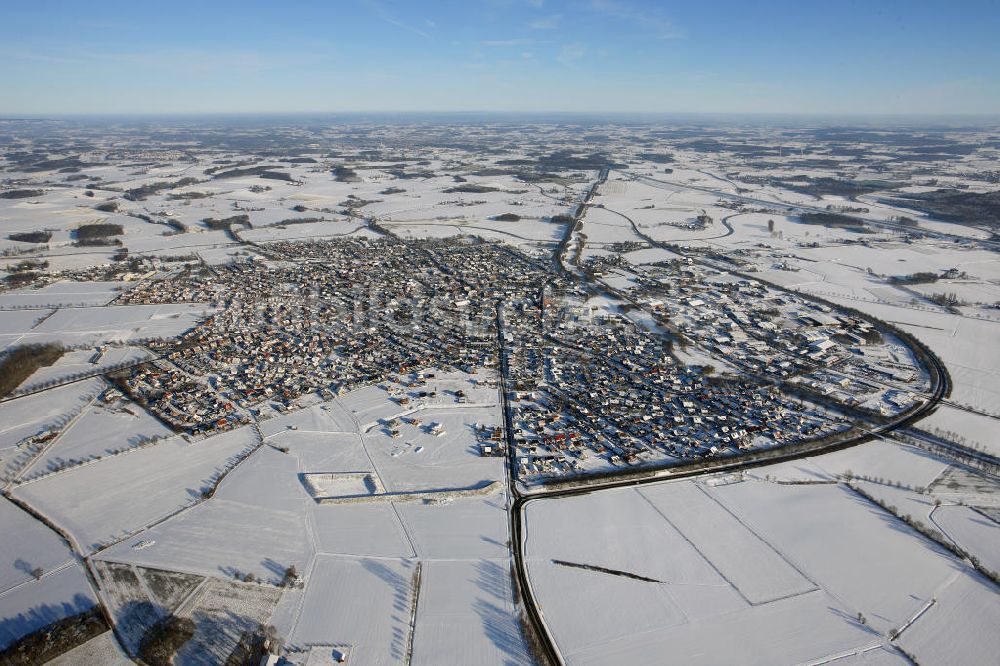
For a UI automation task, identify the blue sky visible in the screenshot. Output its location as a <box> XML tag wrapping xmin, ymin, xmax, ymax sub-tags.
<box><xmin>1</xmin><ymin>0</ymin><xmax>998</xmax><ymax>115</ymax></box>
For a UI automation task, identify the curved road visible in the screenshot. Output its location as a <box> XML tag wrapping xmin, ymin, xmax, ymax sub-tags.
<box><xmin>628</xmin><ymin>170</ymin><xmax>1000</xmax><ymax>251</ymax></box>
<box><xmin>504</xmin><ymin>167</ymin><xmax>952</xmax><ymax>666</ymax></box>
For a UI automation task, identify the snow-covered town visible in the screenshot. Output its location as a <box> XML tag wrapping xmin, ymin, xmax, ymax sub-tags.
<box><xmin>0</xmin><ymin>111</ymin><xmax>998</xmax><ymax>666</ymax></box>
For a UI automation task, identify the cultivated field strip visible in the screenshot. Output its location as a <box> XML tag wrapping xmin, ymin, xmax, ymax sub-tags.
<box><xmin>638</xmin><ymin>481</ymin><xmax>818</xmax><ymax>605</ymax></box>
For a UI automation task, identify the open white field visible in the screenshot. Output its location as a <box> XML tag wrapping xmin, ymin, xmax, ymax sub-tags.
<box><xmin>0</xmin><ymin>281</ymin><xmax>131</xmax><ymax>309</ymax></box>
<box><xmin>527</xmin><ymin>541</ymin><xmax>876</xmax><ymax>666</ymax></box>
<box><xmin>1</xmin><ymin>250</ymin><xmax>123</xmax><ymax>274</ymax></box>
<box><xmin>896</xmin><ymin>572</ymin><xmax>1000</xmax><ymax>665</ymax></box>
<box><xmin>0</xmin><ymin>378</ymin><xmax>101</xmax><ymax>451</ymax></box>
<box><xmin>94</xmin><ymin>494</ymin><xmax>313</xmax><ymax>585</ymax></box>
<box><xmin>909</xmin><ymin>278</ymin><xmax>1000</xmax><ymax>306</ymax></box>
<box><xmin>46</xmin><ymin>630</ymin><xmax>133</xmax><ymax>666</ymax></box>
<box><xmin>336</xmin><ymin>384</ymin><xmax>403</xmax><ymax>425</ymax></box>
<box><xmin>639</xmin><ymin>481</ymin><xmax>818</xmax><ymax>604</ymax></box>
<box><xmin>240</xmin><ymin>220</ymin><xmax>365</xmax><ymax>243</ymax></box>
<box><xmin>123</xmin><ymin>230</ymin><xmax>235</xmax><ymax>256</ymax></box>
<box><xmin>13</xmin><ymin>303</ymin><xmax>211</xmax><ymax>348</ymax></box>
<box><xmin>312</xmin><ymin>503</ymin><xmax>413</xmax><ymax>558</ymax></box>
<box><xmin>22</xmin><ymin>400</ymin><xmax>172</xmax><ymax>478</ymax></box>
<box><xmin>286</xmin><ymin>555</ymin><xmax>416</xmax><ymax>665</ymax></box>
<box><xmin>280</xmin><ymin>432</ymin><xmax>376</xmax><ymax>478</ymax></box>
<box><xmin>933</xmin><ymin>505</ymin><xmax>1000</xmax><ymax>574</ymax></box>
<box><xmin>920</xmin><ymin>405</ymin><xmax>1000</xmax><ymax>456</ymax></box>
<box><xmin>577</xmin><ymin>206</ymin><xmax>646</xmax><ymax>256</ymax></box>
<box><xmin>622</xmin><ymin>246</ymin><xmax>682</xmax><ymax>265</ymax></box>
<box><xmin>387</xmin><ymin>218</ymin><xmax>563</xmax><ymax>250</ymax></box>
<box><xmin>0</xmin><ymin>497</ymin><xmax>74</xmax><ymax>594</ymax></box>
<box><xmin>411</xmin><ymin>559</ymin><xmax>529</xmax><ymax>666</ymax></box>
<box><xmin>13</xmin><ymin>426</ymin><xmax>259</xmax><ymax>552</ymax></box>
<box><xmin>525</xmin><ymin>465</ymin><xmax>994</xmax><ymax>665</ymax></box>
<box><xmin>15</xmin><ymin>345</ymin><xmax>150</xmax><ymax>391</ymax></box>
<box><xmin>709</xmin><ymin>480</ymin><xmax>965</xmax><ymax>634</ymax></box>
<box><xmin>795</xmin><ymin>243</ymin><xmax>997</xmax><ymax>283</ymax></box>
<box><xmin>363</xmin><ymin>407</ymin><xmax>504</xmax><ymax>492</ymax></box>
<box><xmin>396</xmin><ymin>494</ymin><xmax>509</xmax><ymax>560</ymax></box>
<box><xmin>720</xmin><ymin>210</ymin><xmax>865</xmax><ymax>250</ymax></box>
<box><xmin>744</xmin><ymin>457</ymin><xmax>837</xmax><ymax>483</ymax></box>
<box><xmin>811</xmin><ymin>441</ymin><xmax>949</xmax><ymax>489</ymax></box>
<box><xmin>0</xmin><ymin>562</ymin><xmax>96</xmax><ymax>651</ymax></box>
<box><xmin>0</xmin><ymin>309</ymin><xmax>51</xmax><ymax>339</ymax></box>
<box><xmin>260</xmin><ymin>400</ymin><xmax>359</xmax><ymax>438</ymax></box>
<box><xmin>525</xmin><ymin>487</ymin><xmax>748</xmax><ymax>588</ymax></box>
<box><xmin>94</xmin><ymin>443</ymin><xmax>315</xmax><ymax>579</ymax></box>
<box><xmin>361</xmin><ymin>174</ymin><xmax>568</xmax><ymax>216</ymax></box>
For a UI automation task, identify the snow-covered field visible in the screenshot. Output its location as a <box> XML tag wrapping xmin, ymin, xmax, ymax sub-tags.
<box><xmin>0</xmin><ymin>378</ymin><xmax>101</xmax><ymax>452</ymax></box>
<box><xmin>524</xmin><ymin>460</ymin><xmax>995</xmax><ymax>665</ymax></box>
<box><xmin>0</xmin><ymin>281</ymin><xmax>131</xmax><ymax>309</ymax></box>
<box><xmin>62</xmin><ymin>370</ymin><xmax>528</xmax><ymax>662</ymax></box>
<box><xmin>16</xmin><ymin>345</ymin><xmax>150</xmax><ymax>392</ymax></box>
<box><xmin>639</xmin><ymin>482</ymin><xmax>818</xmax><ymax>604</ymax></box>
<box><xmin>46</xmin><ymin>630</ymin><xmax>132</xmax><ymax>665</ymax></box>
<box><xmin>286</xmin><ymin>555</ymin><xmax>415</xmax><ymax>664</ymax></box>
<box><xmin>411</xmin><ymin>559</ymin><xmax>530</xmax><ymax>665</ymax></box>
<box><xmin>0</xmin><ymin>497</ymin><xmax>74</xmax><ymax>594</ymax></box>
<box><xmin>2</xmin><ymin>120</ymin><xmax>998</xmax><ymax>663</ymax></box>
<box><xmin>0</xmin><ymin>563</ymin><xmax>97</xmax><ymax>650</ymax></box>
<box><xmin>21</xmin><ymin>400</ymin><xmax>172</xmax><ymax>478</ymax></box>
<box><xmin>896</xmin><ymin>572</ymin><xmax>1000</xmax><ymax>664</ymax></box>
<box><xmin>13</xmin><ymin>426</ymin><xmax>259</xmax><ymax>552</ymax></box>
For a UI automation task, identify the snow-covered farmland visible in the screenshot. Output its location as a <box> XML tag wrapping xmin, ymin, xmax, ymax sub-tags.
<box><xmin>15</xmin><ymin>345</ymin><xmax>150</xmax><ymax>393</ymax></box>
<box><xmin>524</xmin><ymin>468</ymin><xmax>994</xmax><ymax>665</ymax></box>
<box><xmin>933</xmin><ymin>505</ymin><xmax>1000</xmax><ymax>574</ymax></box>
<box><xmin>21</xmin><ymin>399</ymin><xmax>172</xmax><ymax>478</ymax></box>
<box><xmin>13</xmin><ymin>426</ymin><xmax>259</xmax><ymax>552</ymax></box>
<box><xmin>896</xmin><ymin>572</ymin><xmax>1000</xmax><ymax>665</ymax></box>
<box><xmin>639</xmin><ymin>481</ymin><xmax>817</xmax><ymax>604</ymax></box>
<box><xmin>46</xmin><ymin>630</ymin><xmax>132</xmax><ymax>665</ymax></box>
<box><xmin>286</xmin><ymin>555</ymin><xmax>416</xmax><ymax>664</ymax></box>
<box><xmin>0</xmin><ymin>281</ymin><xmax>131</xmax><ymax>309</ymax></box>
<box><xmin>411</xmin><ymin>560</ymin><xmax>529</xmax><ymax>665</ymax></box>
<box><xmin>0</xmin><ymin>563</ymin><xmax>97</xmax><ymax>651</ymax></box>
<box><xmin>174</xmin><ymin>577</ymin><xmax>282</xmax><ymax>666</ymax></box>
<box><xmin>0</xmin><ymin>497</ymin><xmax>74</xmax><ymax>594</ymax></box>
<box><xmin>0</xmin><ymin>378</ymin><xmax>101</xmax><ymax>453</ymax></box>
<box><xmin>12</xmin><ymin>303</ymin><xmax>211</xmax><ymax>349</ymax></box>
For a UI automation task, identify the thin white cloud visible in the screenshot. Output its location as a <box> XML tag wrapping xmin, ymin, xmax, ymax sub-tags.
<box><xmin>557</xmin><ymin>42</ymin><xmax>586</xmax><ymax>65</ymax></box>
<box><xmin>481</xmin><ymin>38</ymin><xmax>538</xmax><ymax>47</ymax></box>
<box><xmin>1</xmin><ymin>49</ymin><xmax>81</xmax><ymax>65</ymax></box>
<box><xmin>361</xmin><ymin>0</ymin><xmax>432</xmax><ymax>40</ymax></box>
<box><xmin>77</xmin><ymin>19</ymin><xmax>134</xmax><ymax>31</ymax></box>
<box><xmin>528</xmin><ymin>14</ymin><xmax>561</xmax><ymax>30</ymax></box>
<box><xmin>589</xmin><ymin>0</ymin><xmax>683</xmax><ymax>40</ymax></box>
<box><xmin>1</xmin><ymin>45</ymin><xmax>335</xmax><ymax>76</ymax></box>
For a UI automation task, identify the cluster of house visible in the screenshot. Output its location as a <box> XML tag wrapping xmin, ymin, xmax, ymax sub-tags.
<box><xmin>631</xmin><ymin>261</ymin><xmax>926</xmax><ymax>417</ymax></box>
<box><xmin>107</xmin><ymin>234</ymin><xmax>920</xmax><ymax>484</ymax></box>
<box><xmin>500</xmin><ymin>289</ymin><xmax>844</xmax><ymax>480</ymax></box>
<box><xmin>109</xmin><ymin>237</ymin><xmax>540</xmax><ymax>434</ymax></box>
<box><xmin>110</xmin><ymin>359</ymin><xmax>248</xmax><ymax>433</ymax></box>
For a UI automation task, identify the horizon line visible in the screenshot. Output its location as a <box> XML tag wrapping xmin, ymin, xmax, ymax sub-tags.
<box><xmin>3</xmin><ymin>110</ymin><xmax>1000</xmax><ymax>119</ymax></box>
